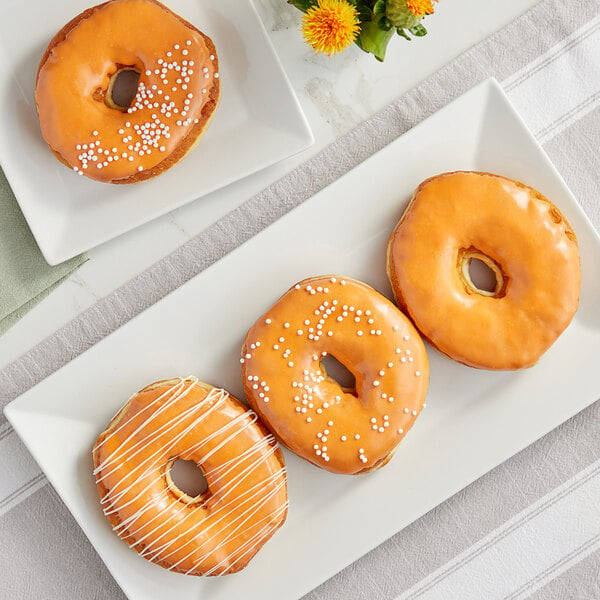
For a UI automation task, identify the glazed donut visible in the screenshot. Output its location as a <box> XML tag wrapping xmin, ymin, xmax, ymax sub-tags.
<box><xmin>241</xmin><ymin>276</ymin><xmax>429</xmax><ymax>475</ymax></box>
<box><xmin>35</xmin><ymin>0</ymin><xmax>220</xmax><ymax>183</ymax></box>
<box><xmin>386</xmin><ymin>171</ymin><xmax>581</xmax><ymax>370</ymax></box>
<box><xmin>92</xmin><ymin>377</ymin><xmax>288</xmax><ymax>576</ymax></box>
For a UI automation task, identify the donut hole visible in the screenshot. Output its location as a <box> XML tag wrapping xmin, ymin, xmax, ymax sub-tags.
<box><xmin>468</xmin><ymin>259</ymin><xmax>498</xmax><ymax>293</ymax></box>
<box><xmin>167</xmin><ymin>458</ymin><xmax>209</xmax><ymax>502</ymax></box>
<box><xmin>106</xmin><ymin>66</ymin><xmax>141</xmax><ymax>111</ymax></box>
<box><xmin>321</xmin><ymin>354</ymin><xmax>357</xmax><ymax>396</ymax></box>
<box><xmin>460</xmin><ymin>249</ymin><xmax>506</xmax><ymax>297</ymax></box>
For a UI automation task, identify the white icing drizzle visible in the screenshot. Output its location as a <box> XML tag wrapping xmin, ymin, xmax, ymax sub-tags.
<box><xmin>95</xmin><ymin>377</ymin><xmax>288</xmax><ymax>575</ymax></box>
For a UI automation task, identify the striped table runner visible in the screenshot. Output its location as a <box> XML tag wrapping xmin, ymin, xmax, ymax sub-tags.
<box><xmin>1</xmin><ymin>0</ymin><xmax>599</xmax><ymax>598</ymax></box>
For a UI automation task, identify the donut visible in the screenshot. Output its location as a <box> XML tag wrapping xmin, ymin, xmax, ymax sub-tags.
<box><xmin>386</xmin><ymin>171</ymin><xmax>581</xmax><ymax>370</ymax></box>
<box><xmin>35</xmin><ymin>0</ymin><xmax>220</xmax><ymax>183</ymax></box>
<box><xmin>241</xmin><ymin>276</ymin><xmax>429</xmax><ymax>475</ymax></box>
<box><xmin>92</xmin><ymin>377</ymin><xmax>288</xmax><ymax>576</ymax></box>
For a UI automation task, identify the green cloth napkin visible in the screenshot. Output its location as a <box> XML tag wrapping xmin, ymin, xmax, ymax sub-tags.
<box><xmin>0</xmin><ymin>168</ymin><xmax>88</xmax><ymax>335</ymax></box>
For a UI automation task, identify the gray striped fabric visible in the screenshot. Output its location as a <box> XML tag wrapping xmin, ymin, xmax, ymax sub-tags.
<box><xmin>1</xmin><ymin>0</ymin><xmax>599</xmax><ymax>598</ymax></box>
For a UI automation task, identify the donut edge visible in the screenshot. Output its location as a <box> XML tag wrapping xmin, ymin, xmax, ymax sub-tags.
<box><xmin>35</xmin><ymin>0</ymin><xmax>221</xmax><ymax>184</ymax></box>
<box><xmin>385</xmin><ymin>170</ymin><xmax>581</xmax><ymax>370</ymax></box>
<box><xmin>92</xmin><ymin>377</ymin><xmax>288</xmax><ymax>576</ymax></box>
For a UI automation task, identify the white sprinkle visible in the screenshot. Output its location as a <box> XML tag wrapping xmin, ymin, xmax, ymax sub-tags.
<box><xmin>373</xmin><ymin>380</ymin><xmax>380</xmax><ymax>387</ymax></box>
<box><xmin>378</xmin><ymin>427</ymin><xmax>384</xmax><ymax>433</ymax></box>
<box><xmin>354</xmin><ymin>434</ymin><xmax>360</xmax><ymax>440</ymax></box>
<box><xmin>415</xmin><ymin>371</ymin><xmax>421</xmax><ymax>377</ymax></box>
<box><xmin>404</xmin><ymin>335</ymin><xmax>410</xmax><ymax>341</ymax></box>
<box><xmin>388</xmin><ymin>362</ymin><xmax>394</xmax><ymax>368</ymax></box>
<box><xmin>341</xmin><ymin>435</ymin><xmax>347</xmax><ymax>441</ymax></box>
<box><xmin>398</xmin><ymin>428</ymin><xmax>404</xmax><ymax>435</ymax></box>
<box><xmin>306</xmin><ymin>417</ymin><xmax>312</xmax><ymax>423</ymax></box>
<box><xmin>288</xmin><ymin>361</ymin><xmax>294</xmax><ymax>367</ymax></box>
<box><xmin>279</xmin><ymin>337</ymin><xmax>284</xmax><ymax>343</ymax></box>
<box><xmin>370</xmin><ymin>418</ymin><xmax>377</xmax><ymax>424</ymax></box>
<box><xmin>379</xmin><ymin>370</ymin><xmax>385</xmax><ymax>376</ymax></box>
<box><xmin>357</xmin><ymin>331</ymin><xmax>363</xmax><ymax>337</ymax></box>
<box><xmin>328</xmin><ymin>421</ymin><xmax>334</xmax><ymax>426</ymax></box>
<box><xmin>404</xmin><ymin>408</ymin><xmax>410</xmax><ymax>414</ymax></box>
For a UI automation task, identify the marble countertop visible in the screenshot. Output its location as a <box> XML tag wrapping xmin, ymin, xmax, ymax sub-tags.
<box><xmin>0</xmin><ymin>0</ymin><xmax>540</xmax><ymax>369</ymax></box>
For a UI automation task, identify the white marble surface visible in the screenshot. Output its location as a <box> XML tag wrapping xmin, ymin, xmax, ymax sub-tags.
<box><xmin>0</xmin><ymin>0</ymin><xmax>540</xmax><ymax>370</ymax></box>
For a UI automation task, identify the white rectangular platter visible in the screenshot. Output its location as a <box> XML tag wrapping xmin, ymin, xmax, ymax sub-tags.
<box><xmin>5</xmin><ymin>79</ymin><xmax>600</xmax><ymax>600</ymax></box>
<box><xmin>0</xmin><ymin>0</ymin><xmax>313</xmax><ymax>265</ymax></box>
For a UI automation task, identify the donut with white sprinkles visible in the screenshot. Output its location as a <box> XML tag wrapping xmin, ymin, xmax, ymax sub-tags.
<box><xmin>35</xmin><ymin>0</ymin><xmax>220</xmax><ymax>183</ymax></box>
<box><xmin>241</xmin><ymin>275</ymin><xmax>430</xmax><ymax>475</ymax></box>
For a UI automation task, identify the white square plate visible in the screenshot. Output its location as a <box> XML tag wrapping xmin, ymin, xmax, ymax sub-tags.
<box><xmin>5</xmin><ymin>79</ymin><xmax>600</xmax><ymax>600</ymax></box>
<box><xmin>0</xmin><ymin>0</ymin><xmax>313</xmax><ymax>265</ymax></box>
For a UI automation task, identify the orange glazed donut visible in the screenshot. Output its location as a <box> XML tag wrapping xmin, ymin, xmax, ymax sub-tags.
<box><xmin>241</xmin><ymin>276</ymin><xmax>429</xmax><ymax>475</ymax></box>
<box><xmin>387</xmin><ymin>171</ymin><xmax>581</xmax><ymax>370</ymax></box>
<box><xmin>35</xmin><ymin>0</ymin><xmax>220</xmax><ymax>183</ymax></box>
<box><xmin>92</xmin><ymin>377</ymin><xmax>288</xmax><ymax>576</ymax></box>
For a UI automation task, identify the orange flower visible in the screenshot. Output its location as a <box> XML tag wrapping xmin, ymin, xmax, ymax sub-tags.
<box><xmin>302</xmin><ymin>0</ymin><xmax>360</xmax><ymax>56</ymax></box>
<box><xmin>406</xmin><ymin>0</ymin><xmax>436</xmax><ymax>17</ymax></box>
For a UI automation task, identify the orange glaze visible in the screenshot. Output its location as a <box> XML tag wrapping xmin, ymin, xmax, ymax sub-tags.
<box><xmin>241</xmin><ymin>276</ymin><xmax>430</xmax><ymax>475</ymax></box>
<box><xmin>386</xmin><ymin>171</ymin><xmax>581</xmax><ymax>370</ymax></box>
<box><xmin>35</xmin><ymin>0</ymin><xmax>219</xmax><ymax>182</ymax></box>
<box><xmin>93</xmin><ymin>378</ymin><xmax>288</xmax><ymax>576</ymax></box>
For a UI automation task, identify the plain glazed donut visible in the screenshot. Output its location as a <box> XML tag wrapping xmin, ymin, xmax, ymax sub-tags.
<box><xmin>386</xmin><ymin>171</ymin><xmax>581</xmax><ymax>370</ymax></box>
<box><xmin>241</xmin><ymin>276</ymin><xmax>429</xmax><ymax>475</ymax></box>
<box><xmin>35</xmin><ymin>0</ymin><xmax>220</xmax><ymax>183</ymax></box>
<box><xmin>92</xmin><ymin>377</ymin><xmax>288</xmax><ymax>576</ymax></box>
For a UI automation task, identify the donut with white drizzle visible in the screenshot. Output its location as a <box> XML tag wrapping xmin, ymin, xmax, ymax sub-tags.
<box><xmin>241</xmin><ymin>276</ymin><xmax>429</xmax><ymax>475</ymax></box>
<box><xmin>35</xmin><ymin>0</ymin><xmax>220</xmax><ymax>183</ymax></box>
<box><xmin>92</xmin><ymin>377</ymin><xmax>288</xmax><ymax>576</ymax></box>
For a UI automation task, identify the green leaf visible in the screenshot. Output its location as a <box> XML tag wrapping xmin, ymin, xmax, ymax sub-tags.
<box><xmin>287</xmin><ymin>0</ymin><xmax>317</xmax><ymax>12</ymax></box>
<box><xmin>373</xmin><ymin>0</ymin><xmax>387</xmax><ymax>16</ymax></box>
<box><xmin>409</xmin><ymin>23</ymin><xmax>428</xmax><ymax>36</ymax></box>
<box><xmin>355</xmin><ymin>13</ymin><xmax>395</xmax><ymax>61</ymax></box>
<box><xmin>396</xmin><ymin>28</ymin><xmax>411</xmax><ymax>40</ymax></box>
<box><xmin>378</xmin><ymin>16</ymin><xmax>393</xmax><ymax>31</ymax></box>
